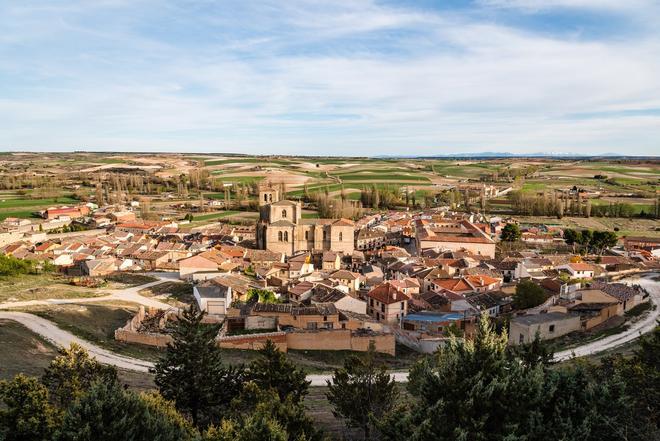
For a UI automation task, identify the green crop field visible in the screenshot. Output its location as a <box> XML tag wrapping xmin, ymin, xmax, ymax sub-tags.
<box><xmin>0</xmin><ymin>196</ymin><xmax>78</xmax><ymax>209</ymax></box>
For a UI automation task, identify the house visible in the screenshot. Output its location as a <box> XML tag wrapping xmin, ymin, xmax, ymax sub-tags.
<box><xmin>415</xmin><ymin>219</ymin><xmax>496</xmax><ymax>258</ymax></box>
<box><xmin>558</xmin><ymin>263</ymin><xmax>595</xmax><ymax>279</ymax></box>
<box><xmin>43</xmin><ymin>205</ymin><xmax>90</xmax><ymax>220</ymax></box>
<box><xmin>366</xmin><ymin>282</ymin><xmax>410</xmax><ymax>324</ymax></box>
<box><xmin>590</xmin><ymin>282</ymin><xmax>645</xmax><ymax>312</ymax></box>
<box><xmin>288</xmin><ymin>280</ymin><xmax>315</xmax><ymax>303</ymax></box>
<box><xmin>328</xmin><ymin>269</ymin><xmax>361</xmax><ymax>293</ymax></box>
<box><xmin>430</xmin><ymin>278</ymin><xmax>474</xmax><ymax>295</ymax></box>
<box><xmin>194</xmin><ymin>285</ymin><xmax>232</xmax><ymax>318</ymax></box>
<box><xmin>508</xmin><ymin>312</ymin><xmax>581</xmax><ymax>345</ymax></box>
<box><xmin>356</xmin><ymin>229</ymin><xmax>387</xmax><ymax>251</ymax></box>
<box><xmin>401</xmin><ymin>312</ymin><xmax>465</xmax><ymax>334</ymax></box>
<box><xmin>388</xmin><ymin>278</ymin><xmax>421</xmax><ymax>297</ymax></box>
<box><xmin>82</xmin><ymin>258</ymin><xmax>118</xmax><ymax>277</ymax></box>
<box><xmin>466</xmin><ymin>291</ymin><xmax>509</xmax><ymax>317</ymax></box>
<box><xmin>251</xmin><ymin>302</ymin><xmax>340</xmax><ymax>330</ymax></box>
<box><xmin>567</xmin><ymin>289</ymin><xmax>623</xmax><ymax>331</ymax></box>
<box><xmin>210</xmin><ymin>273</ymin><xmax>264</xmax><ymax>302</ymax></box>
<box><xmin>311</xmin><ymin>284</ymin><xmax>367</xmax><ymax>315</ymax></box>
<box><xmin>178</xmin><ymin>254</ymin><xmax>219</xmax><ymax>280</ymax></box>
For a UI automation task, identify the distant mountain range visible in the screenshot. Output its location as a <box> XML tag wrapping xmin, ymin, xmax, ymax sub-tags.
<box><xmin>377</xmin><ymin>152</ymin><xmax>657</xmax><ymax>159</ymax></box>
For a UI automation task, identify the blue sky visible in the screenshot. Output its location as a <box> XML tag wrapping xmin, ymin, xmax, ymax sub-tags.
<box><xmin>1</xmin><ymin>0</ymin><xmax>659</xmax><ymax>155</ymax></box>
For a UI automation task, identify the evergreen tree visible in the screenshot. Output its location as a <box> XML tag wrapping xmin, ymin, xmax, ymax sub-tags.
<box><xmin>56</xmin><ymin>381</ymin><xmax>196</xmax><ymax>441</ymax></box>
<box><xmin>326</xmin><ymin>342</ymin><xmax>398</xmax><ymax>439</ymax></box>
<box><xmin>42</xmin><ymin>343</ymin><xmax>118</xmax><ymax>409</ymax></box>
<box><xmin>380</xmin><ymin>314</ymin><xmax>547</xmax><ymax>441</ymax></box>
<box><xmin>247</xmin><ymin>340</ymin><xmax>310</xmax><ymax>403</ymax></box>
<box><xmin>512</xmin><ymin>280</ymin><xmax>548</xmax><ymax>309</ymax></box>
<box><xmin>222</xmin><ymin>382</ymin><xmax>321</xmax><ymax>441</ymax></box>
<box><xmin>0</xmin><ymin>374</ymin><xmax>57</xmax><ymax>441</ymax></box>
<box><xmin>500</xmin><ymin>223</ymin><xmax>522</xmax><ymax>242</ymax></box>
<box><xmin>153</xmin><ymin>305</ymin><xmax>246</xmax><ymax>429</ymax></box>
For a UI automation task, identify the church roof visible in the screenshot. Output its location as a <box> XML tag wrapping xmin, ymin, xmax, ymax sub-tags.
<box><xmin>270</xmin><ymin>219</ymin><xmax>296</xmax><ymax>227</ymax></box>
<box><xmin>271</xmin><ymin>200</ymin><xmax>298</xmax><ymax>206</ymax></box>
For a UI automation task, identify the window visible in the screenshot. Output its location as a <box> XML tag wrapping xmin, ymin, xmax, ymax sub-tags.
<box><xmin>264</xmin><ymin>194</ymin><xmax>268</xmax><ymax>202</ymax></box>
<box><xmin>305</xmin><ymin>231</ymin><xmax>309</xmax><ymax>240</ymax></box>
<box><xmin>370</xmin><ymin>299</ymin><xmax>374</xmax><ymax>306</ymax></box>
<box><xmin>549</xmin><ymin>324</ymin><xmax>555</xmax><ymax>333</ymax></box>
<box><xmin>323</xmin><ymin>315</ymin><xmax>327</xmax><ymax>322</ymax></box>
<box><xmin>339</xmin><ymin>232</ymin><xmax>343</xmax><ymax>241</ymax></box>
<box><xmin>381</xmin><ymin>305</ymin><xmax>385</xmax><ymax>313</ymax></box>
<box><xmin>278</xmin><ymin>231</ymin><xmax>283</xmax><ymax>241</ymax></box>
<box><xmin>323</xmin><ymin>230</ymin><xmax>327</xmax><ymax>241</ymax></box>
<box><xmin>281</xmin><ymin>209</ymin><xmax>287</xmax><ymax>218</ymax></box>
<box><xmin>401</xmin><ymin>302</ymin><xmax>405</xmax><ymax>310</ymax></box>
<box><xmin>307</xmin><ymin>322</ymin><xmax>317</xmax><ymax>330</ymax></box>
<box><xmin>283</xmin><ymin>231</ymin><xmax>288</xmax><ymax>242</ymax></box>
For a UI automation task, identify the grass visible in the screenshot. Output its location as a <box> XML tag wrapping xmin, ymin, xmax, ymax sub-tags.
<box><xmin>0</xmin><ymin>319</ymin><xmax>59</xmax><ymax>378</ymax></box>
<box><xmin>0</xmin><ymin>210</ymin><xmax>40</xmax><ymax>220</ymax></box>
<box><xmin>335</xmin><ymin>172</ymin><xmax>431</xmax><ymax>182</ymax></box>
<box><xmin>26</xmin><ymin>302</ymin><xmax>166</xmax><ymax>361</ymax></box>
<box><xmin>191</xmin><ymin>210</ymin><xmax>241</xmax><ymax>221</ymax></box>
<box><xmin>104</xmin><ymin>272</ymin><xmax>158</xmax><ymax>287</ymax></box>
<box><xmin>139</xmin><ymin>281</ymin><xmax>194</xmax><ymax>306</ymax></box>
<box><xmin>0</xmin><ymin>273</ymin><xmax>106</xmax><ymax>303</ymax></box>
<box><xmin>0</xmin><ymin>196</ymin><xmax>78</xmax><ymax>209</ymax></box>
<box><xmin>0</xmin><ymin>319</ymin><xmax>155</xmax><ymax>389</ymax></box>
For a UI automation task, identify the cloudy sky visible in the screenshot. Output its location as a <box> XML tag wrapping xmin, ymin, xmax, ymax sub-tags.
<box><xmin>1</xmin><ymin>0</ymin><xmax>659</xmax><ymax>155</ymax></box>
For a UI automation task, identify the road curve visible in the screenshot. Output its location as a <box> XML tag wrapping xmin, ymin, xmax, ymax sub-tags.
<box><xmin>0</xmin><ymin>311</ymin><xmax>154</xmax><ymax>372</ymax></box>
<box><xmin>0</xmin><ymin>276</ymin><xmax>177</xmax><ymax>311</ymax></box>
<box><xmin>0</xmin><ymin>273</ymin><xmax>657</xmax><ymax>384</ymax></box>
<box><xmin>554</xmin><ymin>273</ymin><xmax>660</xmax><ymax>361</ymax></box>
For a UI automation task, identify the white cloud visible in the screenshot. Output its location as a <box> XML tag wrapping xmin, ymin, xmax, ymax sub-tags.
<box><xmin>0</xmin><ymin>0</ymin><xmax>658</xmax><ymax>154</ymax></box>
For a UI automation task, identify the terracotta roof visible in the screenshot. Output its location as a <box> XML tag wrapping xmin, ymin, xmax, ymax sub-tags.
<box><xmin>367</xmin><ymin>282</ymin><xmax>410</xmax><ymax>305</ymax></box>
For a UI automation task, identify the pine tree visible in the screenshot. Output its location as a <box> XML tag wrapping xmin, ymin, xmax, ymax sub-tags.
<box><xmin>153</xmin><ymin>306</ymin><xmax>245</xmax><ymax>429</ymax></box>
<box><xmin>326</xmin><ymin>342</ymin><xmax>398</xmax><ymax>440</ymax></box>
<box><xmin>56</xmin><ymin>381</ymin><xmax>197</xmax><ymax>441</ymax></box>
<box><xmin>247</xmin><ymin>340</ymin><xmax>310</xmax><ymax>404</ymax></box>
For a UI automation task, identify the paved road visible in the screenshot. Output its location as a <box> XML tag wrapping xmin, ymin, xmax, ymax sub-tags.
<box><xmin>0</xmin><ymin>273</ymin><xmax>657</xmax><ymax>384</ymax></box>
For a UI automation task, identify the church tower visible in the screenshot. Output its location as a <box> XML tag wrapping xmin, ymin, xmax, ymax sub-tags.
<box><xmin>258</xmin><ymin>184</ymin><xmax>280</xmax><ymax>207</ymax></box>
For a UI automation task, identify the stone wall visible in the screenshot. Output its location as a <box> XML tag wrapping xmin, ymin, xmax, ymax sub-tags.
<box><xmin>114</xmin><ymin>306</ymin><xmax>174</xmax><ymax>348</ymax></box>
<box><xmin>216</xmin><ymin>329</ymin><xmax>395</xmax><ymax>355</ymax></box>
<box><xmin>217</xmin><ymin>332</ymin><xmax>288</xmax><ymax>351</ymax></box>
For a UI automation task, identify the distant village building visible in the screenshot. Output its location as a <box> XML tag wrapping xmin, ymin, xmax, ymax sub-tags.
<box><xmin>415</xmin><ymin>218</ymin><xmax>496</xmax><ymax>258</ymax></box>
<box><xmin>256</xmin><ymin>185</ymin><xmax>355</xmax><ymax>256</ymax></box>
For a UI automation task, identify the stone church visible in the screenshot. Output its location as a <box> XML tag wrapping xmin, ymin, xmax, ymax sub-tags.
<box><xmin>256</xmin><ymin>185</ymin><xmax>355</xmax><ymax>256</ymax></box>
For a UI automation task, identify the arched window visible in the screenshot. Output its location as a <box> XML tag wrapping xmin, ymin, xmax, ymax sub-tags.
<box><xmin>264</xmin><ymin>193</ymin><xmax>268</xmax><ymax>202</ymax></box>
<box><xmin>304</xmin><ymin>231</ymin><xmax>309</xmax><ymax>240</ymax></box>
<box><xmin>281</xmin><ymin>209</ymin><xmax>287</xmax><ymax>218</ymax></box>
<box><xmin>284</xmin><ymin>231</ymin><xmax>289</xmax><ymax>242</ymax></box>
<box><xmin>278</xmin><ymin>231</ymin><xmax>283</xmax><ymax>241</ymax></box>
<box><xmin>339</xmin><ymin>232</ymin><xmax>343</xmax><ymax>241</ymax></box>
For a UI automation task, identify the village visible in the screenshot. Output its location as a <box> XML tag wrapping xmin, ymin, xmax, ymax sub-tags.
<box><xmin>1</xmin><ymin>181</ymin><xmax>657</xmax><ymax>362</ymax></box>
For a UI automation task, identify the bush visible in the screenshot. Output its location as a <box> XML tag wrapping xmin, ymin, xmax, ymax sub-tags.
<box><xmin>0</xmin><ymin>254</ymin><xmax>36</xmax><ymax>277</ymax></box>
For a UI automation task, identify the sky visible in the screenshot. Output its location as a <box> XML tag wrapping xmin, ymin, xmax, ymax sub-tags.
<box><xmin>1</xmin><ymin>0</ymin><xmax>659</xmax><ymax>156</ymax></box>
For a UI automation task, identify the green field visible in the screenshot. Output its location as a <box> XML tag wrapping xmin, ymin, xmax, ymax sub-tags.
<box><xmin>0</xmin><ymin>196</ymin><xmax>78</xmax><ymax>209</ymax></box>
<box><xmin>191</xmin><ymin>210</ymin><xmax>241</xmax><ymax>221</ymax></box>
